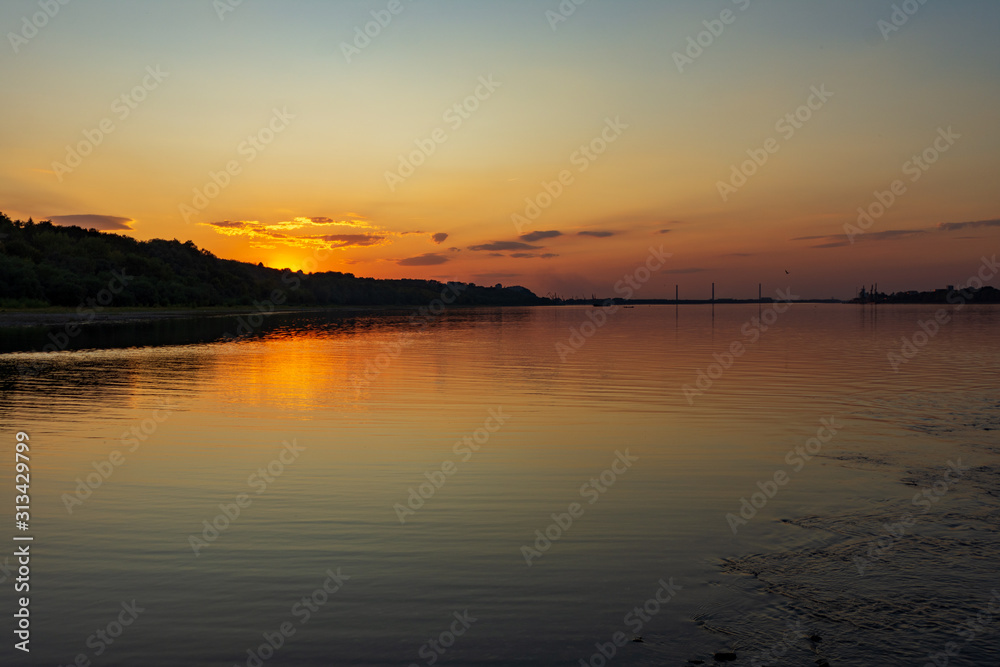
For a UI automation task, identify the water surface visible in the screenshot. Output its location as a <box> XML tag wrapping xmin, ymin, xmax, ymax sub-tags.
<box><xmin>1</xmin><ymin>304</ymin><xmax>998</xmax><ymax>665</ymax></box>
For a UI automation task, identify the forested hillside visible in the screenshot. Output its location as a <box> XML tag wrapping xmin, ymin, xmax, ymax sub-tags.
<box><xmin>0</xmin><ymin>213</ymin><xmax>548</xmax><ymax>308</ymax></box>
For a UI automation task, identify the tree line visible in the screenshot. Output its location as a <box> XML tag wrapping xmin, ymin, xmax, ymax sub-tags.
<box><xmin>0</xmin><ymin>213</ymin><xmax>550</xmax><ymax>309</ymax></box>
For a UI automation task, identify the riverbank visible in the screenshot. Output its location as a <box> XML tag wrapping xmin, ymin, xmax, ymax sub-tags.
<box><xmin>0</xmin><ymin>305</ymin><xmax>366</xmax><ymax>329</ymax></box>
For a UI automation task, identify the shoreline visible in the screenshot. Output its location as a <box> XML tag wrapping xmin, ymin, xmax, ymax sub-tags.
<box><xmin>2</xmin><ymin>300</ymin><xmax>991</xmax><ymax>330</ymax></box>
<box><xmin>0</xmin><ymin>305</ymin><xmax>385</xmax><ymax>330</ymax></box>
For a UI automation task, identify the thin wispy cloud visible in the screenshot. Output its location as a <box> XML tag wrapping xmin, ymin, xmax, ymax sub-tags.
<box><xmin>865</xmin><ymin>230</ymin><xmax>928</xmax><ymax>240</ymax></box>
<box><xmin>937</xmin><ymin>218</ymin><xmax>1000</xmax><ymax>232</ymax></box>
<box><xmin>397</xmin><ymin>253</ymin><xmax>449</xmax><ymax>266</ymax></box>
<box><xmin>469</xmin><ymin>241</ymin><xmax>541</xmax><ymax>252</ymax></box>
<box><xmin>796</xmin><ymin>216</ymin><xmax>1000</xmax><ymax>250</ymax></box>
<box><xmin>510</xmin><ymin>252</ymin><xmax>559</xmax><ymax>259</ymax></box>
<box><xmin>794</xmin><ymin>228</ymin><xmax>928</xmax><ymax>248</ymax></box>
<box><xmin>49</xmin><ymin>214</ymin><xmax>134</xmax><ymax>231</ymax></box>
<box><xmin>574</xmin><ymin>211</ymin><xmax>680</xmax><ymax>234</ymax></box>
<box><xmin>520</xmin><ymin>230</ymin><xmax>562</xmax><ymax>242</ymax></box>
<box><xmin>577</xmin><ymin>231</ymin><xmax>614</xmax><ymax>238</ymax></box>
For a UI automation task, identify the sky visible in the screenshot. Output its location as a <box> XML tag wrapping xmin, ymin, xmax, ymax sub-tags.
<box><xmin>1</xmin><ymin>0</ymin><xmax>998</xmax><ymax>300</ymax></box>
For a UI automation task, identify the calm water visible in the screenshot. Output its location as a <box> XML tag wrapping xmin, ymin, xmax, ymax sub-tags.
<box><xmin>1</xmin><ymin>304</ymin><xmax>998</xmax><ymax>666</ymax></box>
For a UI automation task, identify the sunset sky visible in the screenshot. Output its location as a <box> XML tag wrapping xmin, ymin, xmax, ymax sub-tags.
<box><xmin>2</xmin><ymin>0</ymin><xmax>998</xmax><ymax>299</ymax></box>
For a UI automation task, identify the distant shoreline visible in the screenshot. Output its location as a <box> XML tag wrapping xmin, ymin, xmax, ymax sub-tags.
<box><xmin>5</xmin><ymin>300</ymin><xmax>996</xmax><ymax>330</ymax></box>
<box><xmin>0</xmin><ymin>305</ymin><xmax>402</xmax><ymax>330</ymax></box>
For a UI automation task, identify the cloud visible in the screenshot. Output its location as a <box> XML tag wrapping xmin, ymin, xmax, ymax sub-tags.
<box><xmin>577</xmin><ymin>230</ymin><xmax>614</xmax><ymax>238</ymax></box>
<box><xmin>510</xmin><ymin>252</ymin><xmax>559</xmax><ymax>259</ymax></box>
<box><xmin>268</xmin><ymin>216</ymin><xmax>375</xmax><ymax>231</ymax></box>
<box><xmin>202</xmin><ymin>217</ymin><xmax>389</xmax><ymax>251</ymax></box>
<box><xmin>520</xmin><ymin>230</ymin><xmax>562</xmax><ymax>242</ymax></box>
<box><xmin>48</xmin><ymin>214</ymin><xmax>134</xmax><ymax>231</ymax></box>
<box><xmin>468</xmin><ymin>241</ymin><xmax>541</xmax><ymax>252</ymax></box>
<box><xmin>397</xmin><ymin>253</ymin><xmax>450</xmax><ymax>266</ymax></box>
<box><xmin>432</xmin><ymin>232</ymin><xmax>449</xmax><ymax>244</ymax></box>
<box><xmin>793</xmin><ymin>229</ymin><xmax>927</xmax><ymax>248</ymax></box>
<box><xmin>575</xmin><ymin>210</ymin><xmax>680</xmax><ymax>232</ymax></box>
<box><xmin>865</xmin><ymin>230</ymin><xmax>928</xmax><ymax>240</ymax></box>
<box><xmin>937</xmin><ymin>218</ymin><xmax>1000</xmax><ymax>232</ymax></box>
<box><xmin>314</xmin><ymin>234</ymin><xmax>386</xmax><ymax>248</ymax></box>
<box><xmin>791</xmin><ymin>233</ymin><xmax>849</xmax><ymax>248</ymax></box>
<box><xmin>793</xmin><ymin>217</ymin><xmax>1000</xmax><ymax>250</ymax></box>
<box><xmin>656</xmin><ymin>229</ymin><xmax>672</xmax><ymax>234</ymax></box>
